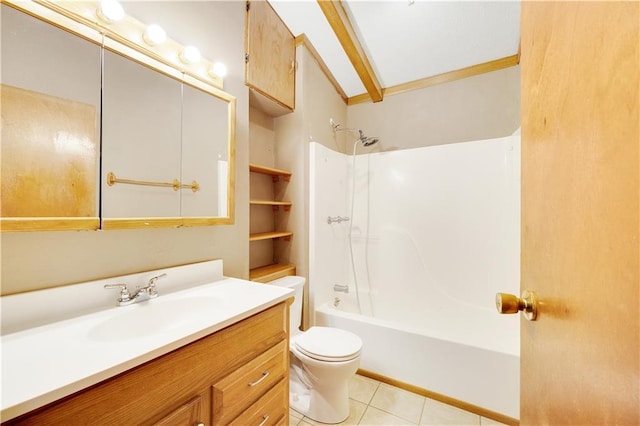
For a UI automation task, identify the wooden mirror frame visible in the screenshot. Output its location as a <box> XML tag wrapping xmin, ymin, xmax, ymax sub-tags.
<box><xmin>0</xmin><ymin>0</ymin><xmax>236</xmax><ymax>231</ymax></box>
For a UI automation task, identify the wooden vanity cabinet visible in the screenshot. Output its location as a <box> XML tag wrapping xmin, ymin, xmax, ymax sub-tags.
<box><xmin>4</xmin><ymin>302</ymin><xmax>290</xmax><ymax>426</ymax></box>
<box><xmin>154</xmin><ymin>396</ymin><xmax>204</xmax><ymax>425</ymax></box>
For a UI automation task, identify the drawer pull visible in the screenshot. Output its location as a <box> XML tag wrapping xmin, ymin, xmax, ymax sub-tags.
<box><xmin>258</xmin><ymin>414</ymin><xmax>269</xmax><ymax>426</ymax></box>
<box><xmin>248</xmin><ymin>371</ymin><xmax>269</xmax><ymax>387</ymax></box>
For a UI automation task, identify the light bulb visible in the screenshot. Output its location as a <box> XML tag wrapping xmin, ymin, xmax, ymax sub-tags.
<box><xmin>210</xmin><ymin>62</ymin><xmax>228</xmax><ymax>78</ymax></box>
<box><xmin>180</xmin><ymin>46</ymin><xmax>201</xmax><ymax>64</ymax></box>
<box><xmin>97</xmin><ymin>0</ymin><xmax>124</xmax><ymax>23</ymax></box>
<box><xmin>143</xmin><ymin>24</ymin><xmax>166</xmax><ymax>46</ymax></box>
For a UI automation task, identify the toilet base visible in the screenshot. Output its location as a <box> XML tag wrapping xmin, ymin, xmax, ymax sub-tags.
<box><xmin>289</xmin><ymin>375</ymin><xmax>350</xmax><ymax>424</ymax></box>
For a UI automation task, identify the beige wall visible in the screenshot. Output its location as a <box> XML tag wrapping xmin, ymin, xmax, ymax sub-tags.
<box><xmin>347</xmin><ymin>65</ymin><xmax>521</xmax><ymax>151</ymax></box>
<box><xmin>274</xmin><ymin>46</ymin><xmax>348</xmax><ymax>280</ymax></box>
<box><xmin>1</xmin><ymin>2</ymin><xmax>520</xmax><ymax>297</ymax></box>
<box><xmin>269</xmin><ymin>46</ymin><xmax>348</xmax><ymax>328</ymax></box>
<box><xmin>1</xmin><ymin>1</ymin><xmax>250</xmax><ymax>295</ymax></box>
<box><xmin>249</xmin><ymin>107</ymin><xmax>276</xmax><ymax>166</ymax></box>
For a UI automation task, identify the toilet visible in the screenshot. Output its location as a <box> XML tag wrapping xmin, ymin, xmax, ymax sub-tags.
<box><xmin>270</xmin><ymin>276</ymin><xmax>362</xmax><ymax>424</ymax></box>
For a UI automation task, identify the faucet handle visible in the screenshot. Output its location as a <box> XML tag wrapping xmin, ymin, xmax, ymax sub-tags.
<box><xmin>147</xmin><ymin>273</ymin><xmax>167</xmax><ymax>287</ymax></box>
<box><xmin>104</xmin><ymin>283</ymin><xmax>132</xmax><ymax>304</ymax></box>
<box><xmin>146</xmin><ymin>273</ymin><xmax>166</xmax><ymax>298</ymax></box>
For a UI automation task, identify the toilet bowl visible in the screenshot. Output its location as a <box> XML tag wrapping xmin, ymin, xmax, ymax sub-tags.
<box><xmin>270</xmin><ymin>276</ymin><xmax>362</xmax><ymax>424</ymax></box>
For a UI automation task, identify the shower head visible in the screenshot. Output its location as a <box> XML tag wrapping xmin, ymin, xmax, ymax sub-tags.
<box><xmin>362</xmin><ymin>137</ymin><xmax>380</xmax><ymax>147</ymax></box>
<box><xmin>357</xmin><ymin>130</ymin><xmax>379</xmax><ymax>146</ymax></box>
<box><xmin>333</xmin><ymin>122</ymin><xmax>381</xmax><ymax>147</ymax></box>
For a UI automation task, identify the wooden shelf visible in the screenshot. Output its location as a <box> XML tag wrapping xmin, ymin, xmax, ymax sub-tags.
<box><xmin>249</xmin><ymin>163</ymin><xmax>292</xmax><ymax>182</ymax></box>
<box><xmin>250</xmin><ymin>200</ymin><xmax>292</xmax><ymax>211</ymax></box>
<box><xmin>249</xmin><ymin>231</ymin><xmax>293</xmax><ymax>242</ymax></box>
<box><xmin>250</xmin><ymin>263</ymin><xmax>296</xmax><ymax>283</ymax></box>
<box><xmin>248</xmin><ymin>164</ymin><xmax>294</xmax><ymax>277</ymax></box>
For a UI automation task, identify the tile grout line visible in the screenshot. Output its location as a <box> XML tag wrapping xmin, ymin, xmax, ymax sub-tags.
<box><xmin>366</xmin><ymin>381</ymin><xmax>425</xmax><ymax>425</ymax></box>
<box><xmin>367</xmin><ymin>382</ymin><xmax>381</xmax><ymax>405</ymax></box>
<box><xmin>416</xmin><ymin>396</ymin><xmax>427</xmax><ymax>426</ymax></box>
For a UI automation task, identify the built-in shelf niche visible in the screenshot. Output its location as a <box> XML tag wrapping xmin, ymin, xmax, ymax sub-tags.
<box><xmin>249</xmin><ymin>163</ymin><xmax>295</xmax><ymax>283</ymax></box>
<box><xmin>249</xmin><ymin>263</ymin><xmax>296</xmax><ymax>284</ymax></box>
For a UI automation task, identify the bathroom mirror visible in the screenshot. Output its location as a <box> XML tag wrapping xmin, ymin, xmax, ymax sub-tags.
<box><xmin>100</xmin><ymin>50</ymin><xmax>184</xmax><ymax>221</ymax></box>
<box><xmin>0</xmin><ymin>1</ymin><xmax>236</xmax><ymax>232</ymax></box>
<box><xmin>0</xmin><ymin>2</ymin><xmax>102</xmax><ymax>231</ymax></box>
<box><xmin>101</xmin><ymin>49</ymin><xmax>234</xmax><ymax>228</ymax></box>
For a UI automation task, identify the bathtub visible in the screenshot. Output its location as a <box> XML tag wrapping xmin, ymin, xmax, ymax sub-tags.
<box><xmin>315</xmin><ymin>297</ymin><xmax>519</xmax><ymax>419</ymax></box>
<box><xmin>309</xmin><ymin>138</ymin><xmax>521</xmax><ymax>420</ymax></box>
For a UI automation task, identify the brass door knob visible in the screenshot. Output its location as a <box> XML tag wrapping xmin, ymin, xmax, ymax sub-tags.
<box><xmin>495</xmin><ymin>289</ymin><xmax>538</xmax><ymax>321</ymax></box>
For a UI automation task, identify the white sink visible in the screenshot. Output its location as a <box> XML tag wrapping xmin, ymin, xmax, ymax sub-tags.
<box><xmin>87</xmin><ymin>296</ymin><xmax>224</xmax><ymax>341</ymax></box>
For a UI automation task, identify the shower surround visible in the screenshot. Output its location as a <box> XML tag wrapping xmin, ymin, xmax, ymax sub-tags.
<box><xmin>309</xmin><ymin>136</ymin><xmax>521</xmax><ymax>419</ymax></box>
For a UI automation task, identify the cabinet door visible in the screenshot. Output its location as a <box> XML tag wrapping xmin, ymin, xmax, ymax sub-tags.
<box><xmin>245</xmin><ymin>0</ymin><xmax>295</xmax><ymax>110</ymax></box>
<box><xmin>0</xmin><ymin>4</ymin><xmax>101</xmax><ymax>232</ymax></box>
<box><xmin>101</xmin><ymin>49</ymin><xmax>182</xmax><ymax>219</ymax></box>
<box><xmin>153</xmin><ymin>396</ymin><xmax>204</xmax><ymax>426</ymax></box>
<box><xmin>181</xmin><ymin>83</ymin><xmax>230</xmax><ymax>218</ymax></box>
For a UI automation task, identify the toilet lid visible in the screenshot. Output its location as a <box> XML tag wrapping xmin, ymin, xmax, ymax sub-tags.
<box><xmin>294</xmin><ymin>327</ymin><xmax>362</xmax><ymax>362</ymax></box>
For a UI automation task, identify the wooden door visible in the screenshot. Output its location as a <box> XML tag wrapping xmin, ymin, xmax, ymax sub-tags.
<box><xmin>520</xmin><ymin>2</ymin><xmax>639</xmax><ymax>424</ymax></box>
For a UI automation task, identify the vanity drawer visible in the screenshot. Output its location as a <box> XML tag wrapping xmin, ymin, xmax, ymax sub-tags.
<box><xmin>213</xmin><ymin>340</ymin><xmax>287</xmax><ymax>425</ymax></box>
<box><xmin>229</xmin><ymin>379</ymin><xmax>287</xmax><ymax>426</ymax></box>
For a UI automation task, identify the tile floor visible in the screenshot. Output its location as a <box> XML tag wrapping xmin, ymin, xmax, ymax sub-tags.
<box><xmin>289</xmin><ymin>374</ymin><xmax>509</xmax><ymax>426</ymax></box>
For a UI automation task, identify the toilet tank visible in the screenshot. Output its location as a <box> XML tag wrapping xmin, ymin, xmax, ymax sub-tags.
<box><xmin>268</xmin><ymin>276</ymin><xmax>304</xmax><ymax>334</ymax></box>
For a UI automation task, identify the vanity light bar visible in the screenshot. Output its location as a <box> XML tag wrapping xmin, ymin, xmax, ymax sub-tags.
<box><xmin>210</xmin><ymin>62</ymin><xmax>228</xmax><ymax>78</ymax></box>
<box><xmin>142</xmin><ymin>24</ymin><xmax>166</xmax><ymax>46</ymax></box>
<box><xmin>96</xmin><ymin>0</ymin><xmax>123</xmax><ymax>23</ymax></box>
<box><xmin>24</xmin><ymin>0</ymin><xmax>225</xmax><ymax>90</ymax></box>
<box><xmin>180</xmin><ymin>45</ymin><xmax>202</xmax><ymax>65</ymax></box>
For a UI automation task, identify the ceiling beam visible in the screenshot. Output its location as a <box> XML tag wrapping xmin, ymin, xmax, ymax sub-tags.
<box><xmin>295</xmin><ymin>34</ymin><xmax>348</xmax><ymax>104</ymax></box>
<box><xmin>347</xmin><ymin>54</ymin><xmax>520</xmax><ymax>105</ymax></box>
<box><xmin>317</xmin><ymin>0</ymin><xmax>383</xmax><ymax>102</ymax></box>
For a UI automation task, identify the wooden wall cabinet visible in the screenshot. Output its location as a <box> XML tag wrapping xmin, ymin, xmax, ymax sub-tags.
<box><xmin>0</xmin><ymin>3</ymin><xmax>101</xmax><ymax>232</ymax></box>
<box><xmin>245</xmin><ymin>0</ymin><xmax>296</xmax><ymax>115</ymax></box>
<box><xmin>249</xmin><ymin>164</ymin><xmax>296</xmax><ymax>283</ymax></box>
<box><xmin>4</xmin><ymin>302</ymin><xmax>289</xmax><ymax>426</ymax></box>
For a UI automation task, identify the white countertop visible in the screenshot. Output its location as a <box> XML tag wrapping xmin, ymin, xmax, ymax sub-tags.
<box><xmin>1</xmin><ymin>273</ymin><xmax>293</xmax><ymax>421</ymax></box>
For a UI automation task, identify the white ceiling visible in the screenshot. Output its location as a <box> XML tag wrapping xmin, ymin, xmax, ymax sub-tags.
<box><xmin>269</xmin><ymin>0</ymin><xmax>521</xmax><ymax>98</ymax></box>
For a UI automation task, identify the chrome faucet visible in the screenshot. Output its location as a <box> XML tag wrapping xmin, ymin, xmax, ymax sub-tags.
<box><xmin>105</xmin><ymin>273</ymin><xmax>166</xmax><ymax>306</ymax></box>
